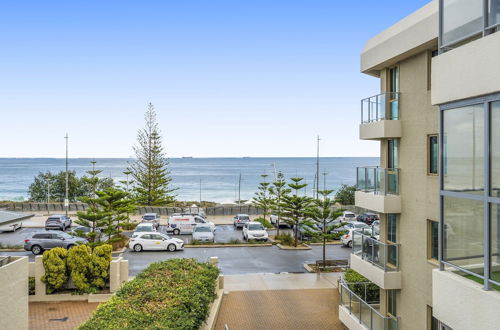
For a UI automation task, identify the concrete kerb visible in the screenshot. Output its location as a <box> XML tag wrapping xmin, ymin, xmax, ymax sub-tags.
<box><xmin>276</xmin><ymin>243</ymin><xmax>311</xmax><ymax>250</ymax></box>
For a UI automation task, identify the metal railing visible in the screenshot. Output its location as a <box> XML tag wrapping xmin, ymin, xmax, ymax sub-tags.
<box><xmin>340</xmin><ymin>282</ymin><xmax>399</xmax><ymax>330</ymax></box>
<box><xmin>356</xmin><ymin>167</ymin><xmax>400</xmax><ymax>195</ymax></box>
<box><xmin>361</xmin><ymin>92</ymin><xmax>400</xmax><ymax>124</ymax></box>
<box><xmin>352</xmin><ymin>231</ymin><xmax>400</xmax><ymax>271</ymax></box>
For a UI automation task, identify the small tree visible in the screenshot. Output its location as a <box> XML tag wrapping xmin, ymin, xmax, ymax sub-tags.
<box><xmin>281</xmin><ymin>177</ymin><xmax>314</xmax><ymax>247</ymax></box>
<box><xmin>335</xmin><ymin>184</ymin><xmax>356</xmax><ymax>205</ymax></box>
<box><xmin>98</xmin><ymin>188</ymin><xmax>136</xmax><ymax>242</ymax></box>
<box><xmin>252</xmin><ymin>174</ymin><xmax>273</xmax><ymax>222</ymax></box>
<box><xmin>268</xmin><ymin>171</ymin><xmax>290</xmax><ymax>236</ymax></box>
<box><xmin>80</xmin><ymin>160</ymin><xmax>114</xmax><ymax>198</ymax></box>
<box><xmin>128</xmin><ymin>103</ymin><xmax>176</xmax><ymax>206</ymax></box>
<box><xmin>309</xmin><ymin>190</ymin><xmax>344</xmax><ymax>269</ymax></box>
<box><xmin>75</xmin><ymin>194</ymin><xmax>109</xmax><ymax>245</ymax></box>
<box><xmin>41</xmin><ymin>247</ymin><xmax>68</xmax><ymax>293</ymax></box>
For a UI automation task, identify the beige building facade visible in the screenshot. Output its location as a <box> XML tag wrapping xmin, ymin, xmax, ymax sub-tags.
<box><xmin>340</xmin><ymin>1</ymin><xmax>500</xmax><ymax>329</ymax></box>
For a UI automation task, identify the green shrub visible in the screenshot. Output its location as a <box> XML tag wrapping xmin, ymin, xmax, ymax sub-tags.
<box><xmin>120</xmin><ymin>222</ymin><xmax>138</xmax><ymax>231</ymax></box>
<box><xmin>254</xmin><ymin>217</ymin><xmax>273</xmax><ymax>229</ymax></box>
<box><xmin>344</xmin><ymin>269</ymin><xmax>379</xmax><ymax>302</ymax></box>
<box><xmin>29</xmin><ymin>277</ymin><xmax>35</xmax><ymax>295</ymax></box>
<box><xmin>79</xmin><ymin>258</ymin><xmax>219</xmax><ymax>330</ymax></box>
<box><xmin>41</xmin><ymin>247</ymin><xmax>68</xmax><ymax>293</ymax></box>
<box><xmin>90</xmin><ymin>244</ymin><xmax>112</xmax><ymax>289</ymax></box>
<box><xmin>108</xmin><ymin>234</ymin><xmax>128</xmax><ymax>251</ymax></box>
<box><xmin>67</xmin><ymin>245</ymin><xmax>92</xmax><ymax>293</ymax></box>
<box><xmin>275</xmin><ymin>233</ymin><xmax>294</xmax><ymax>246</ymax></box>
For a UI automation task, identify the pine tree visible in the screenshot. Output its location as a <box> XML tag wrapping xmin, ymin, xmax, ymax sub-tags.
<box><xmin>252</xmin><ymin>174</ymin><xmax>273</xmax><ymax>222</ymax></box>
<box><xmin>309</xmin><ymin>190</ymin><xmax>343</xmax><ymax>268</ymax></box>
<box><xmin>268</xmin><ymin>171</ymin><xmax>290</xmax><ymax>236</ymax></box>
<box><xmin>128</xmin><ymin>103</ymin><xmax>176</xmax><ymax>206</ymax></box>
<box><xmin>281</xmin><ymin>177</ymin><xmax>314</xmax><ymax>247</ymax></box>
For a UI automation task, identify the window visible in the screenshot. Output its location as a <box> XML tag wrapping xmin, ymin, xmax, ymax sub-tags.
<box><xmin>442</xmin><ymin>0</ymin><xmax>483</xmax><ymax>46</ymax></box>
<box><xmin>428</xmin><ymin>220</ymin><xmax>439</xmax><ymax>260</ymax></box>
<box><xmin>388</xmin><ymin>139</ymin><xmax>399</xmax><ymax>169</ymax></box>
<box><xmin>443</xmin><ymin>104</ymin><xmax>484</xmax><ymax>194</ymax></box>
<box><xmin>428</xmin><ymin>135</ymin><xmax>439</xmax><ymax>175</ymax></box>
<box><xmin>492</xmin><ymin>101</ymin><xmax>500</xmax><ymax>197</ymax></box>
<box><xmin>388</xmin><ymin>67</ymin><xmax>399</xmax><ymax>120</ymax></box>
<box><xmin>387</xmin><ymin>214</ymin><xmax>397</xmax><ymax>243</ymax></box>
<box><xmin>387</xmin><ymin>290</ymin><xmax>397</xmax><ymax>316</ymax></box>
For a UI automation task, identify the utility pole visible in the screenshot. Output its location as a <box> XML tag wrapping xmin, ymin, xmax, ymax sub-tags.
<box><xmin>64</xmin><ymin>133</ymin><xmax>69</xmax><ymax>217</ymax></box>
<box><xmin>316</xmin><ymin>135</ymin><xmax>320</xmax><ymax>199</ymax></box>
<box><xmin>238</xmin><ymin>173</ymin><xmax>242</xmax><ymax>206</ymax></box>
<box><xmin>270</xmin><ymin>163</ymin><xmax>277</xmax><ymax>181</ymax></box>
<box><xmin>199</xmin><ymin>178</ymin><xmax>202</xmax><ymax>204</ymax></box>
<box><xmin>323</xmin><ymin>169</ymin><xmax>328</xmax><ymax>191</ymax></box>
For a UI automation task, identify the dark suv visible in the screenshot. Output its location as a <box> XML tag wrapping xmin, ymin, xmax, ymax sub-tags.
<box><xmin>356</xmin><ymin>213</ymin><xmax>380</xmax><ymax>225</ymax></box>
<box><xmin>45</xmin><ymin>215</ymin><xmax>72</xmax><ymax>230</ymax></box>
<box><xmin>24</xmin><ymin>231</ymin><xmax>87</xmax><ymax>255</ymax></box>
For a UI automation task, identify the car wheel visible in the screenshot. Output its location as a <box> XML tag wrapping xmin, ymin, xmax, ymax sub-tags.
<box><xmin>67</xmin><ymin>244</ymin><xmax>75</xmax><ymax>250</ymax></box>
<box><xmin>173</xmin><ymin>229</ymin><xmax>180</xmax><ymax>235</ymax></box>
<box><xmin>167</xmin><ymin>244</ymin><xmax>176</xmax><ymax>252</ymax></box>
<box><xmin>348</xmin><ymin>241</ymin><xmax>353</xmax><ymax>248</ymax></box>
<box><xmin>133</xmin><ymin>244</ymin><xmax>143</xmax><ymax>252</ymax></box>
<box><xmin>31</xmin><ymin>245</ymin><xmax>43</xmax><ymax>255</ymax></box>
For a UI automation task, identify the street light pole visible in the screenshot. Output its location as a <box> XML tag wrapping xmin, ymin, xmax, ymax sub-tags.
<box><xmin>316</xmin><ymin>135</ymin><xmax>320</xmax><ymax>199</ymax></box>
<box><xmin>65</xmin><ymin>133</ymin><xmax>69</xmax><ymax>217</ymax></box>
<box><xmin>199</xmin><ymin>178</ymin><xmax>202</xmax><ymax>204</ymax></box>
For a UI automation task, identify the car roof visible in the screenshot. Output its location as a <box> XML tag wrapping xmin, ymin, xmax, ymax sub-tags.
<box><xmin>144</xmin><ymin>213</ymin><xmax>157</xmax><ymax>216</ymax></box>
<box><xmin>237</xmin><ymin>214</ymin><xmax>249</xmax><ymax>216</ymax></box>
<box><xmin>135</xmin><ymin>231</ymin><xmax>162</xmax><ymax>235</ymax></box>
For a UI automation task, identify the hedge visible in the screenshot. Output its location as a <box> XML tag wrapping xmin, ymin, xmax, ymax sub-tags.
<box><xmin>41</xmin><ymin>247</ymin><xmax>68</xmax><ymax>293</ymax></box>
<box><xmin>344</xmin><ymin>269</ymin><xmax>379</xmax><ymax>303</ymax></box>
<box><xmin>79</xmin><ymin>258</ymin><xmax>220</xmax><ymax>330</ymax></box>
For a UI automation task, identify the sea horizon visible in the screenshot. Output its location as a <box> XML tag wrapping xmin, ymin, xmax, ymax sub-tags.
<box><xmin>0</xmin><ymin>157</ymin><xmax>379</xmax><ymax>202</ymax></box>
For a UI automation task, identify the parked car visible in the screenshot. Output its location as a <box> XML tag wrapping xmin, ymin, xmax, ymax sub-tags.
<box><xmin>24</xmin><ymin>231</ymin><xmax>87</xmax><ymax>255</ymax></box>
<box><xmin>128</xmin><ymin>232</ymin><xmax>184</xmax><ymax>252</ymax></box>
<box><xmin>132</xmin><ymin>223</ymin><xmax>157</xmax><ymax>237</ymax></box>
<box><xmin>341</xmin><ymin>227</ymin><xmax>379</xmax><ymax>248</ymax></box>
<box><xmin>333</xmin><ymin>221</ymin><xmax>369</xmax><ymax>234</ymax></box>
<box><xmin>45</xmin><ymin>215</ymin><xmax>72</xmax><ymax>231</ymax></box>
<box><xmin>167</xmin><ymin>215</ymin><xmax>215</xmax><ymax>235</ymax></box>
<box><xmin>297</xmin><ymin>223</ymin><xmax>322</xmax><ymax>241</ymax></box>
<box><xmin>142</xmin><ymin>213</ymin><xmax>160</xmax><ymax>229</ymax></box>
<box><xmin>242</xmin><ymin>221</ymin><xmax>269</xmax><ymax>241</ymax></box>
<box><xmin>233</xmin><ymin>214</ymin><xmax>251</xmax><ymax>228</ymax></box>
<box><xmin>339</xmin><ymin>211</ymin><xmax>357</xmax><ymax>222</ymax></box>
<box><xmin>356</xmin><ymin>213</ymin><xmax>380</xmax><ymax>225</ymax></box>
<box><xmin>172</xmin><ymin>211</ymin><xmax>207</xmax><ymax>219</ymax></box>
<box><xmin>269</xmin><ymin>214</ymin><xmax>293</xmax><ymax>228</ymax></box>
<box><xmin>192</xmin><ymin>224</ymin><xmax>215</xmax><ymax>243</ymax></box>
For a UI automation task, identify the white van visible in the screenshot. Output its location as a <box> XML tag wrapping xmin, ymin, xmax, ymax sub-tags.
<box><xmin>167</xmin><ymin>215</ymin><xmax>215</xmax><ymax>235</ymax></box>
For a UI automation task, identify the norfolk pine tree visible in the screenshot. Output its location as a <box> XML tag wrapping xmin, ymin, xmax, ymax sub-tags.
<box><xmin>128</xmin><ymin>103</ymin><xmax>176</xmax><ymax>206</ymax></box>
<box><xmin>268</xmin><ymin>171</ymin><xmax>290</xmax><ymax>236</ymax></box>
<box><xmin>252</xmin><ymin>174</ymin><xmax>273</xmax><ymax>222</ymax></box>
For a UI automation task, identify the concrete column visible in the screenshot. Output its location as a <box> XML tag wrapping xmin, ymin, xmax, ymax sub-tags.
<box><xmin>209</xmin><ymin>256</ymin><xmax>219</xmax><ymax>268</ymax></box>
<box><xmin>34</xmin><ymin>256</ymin><xmax>46</xmax><ymax>297</ymax></box>
<box><xmin>109</xmin><ymin>257</ymin><xmax>120</xmax><ymax>293</ymax></box>
<box><xmin>119</xmin><ymin>259</ymin><xmax>129</xmax><ymax>285</ymax></box>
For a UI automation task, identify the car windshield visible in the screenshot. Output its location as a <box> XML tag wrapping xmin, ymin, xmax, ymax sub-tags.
<box><xmin>48</xmin><ymin>217</ymin><xmax>61</xmax><ymax>221</ymax></box>
<box><xmin>354</xmin><ymin>223</ymin><xmax>368</xmax><ymax>228</ymax></box>
<box><xmin>58</xmin><ymin>232</ymin><xmax>74</xmax><ymax>239</ymax></box>
<box><xmin>249</xmin><ymin>224</ymin><xmax>264</xmax><ymax>230</ymax></box>
<box><xmin>136</xmin><ymin>225</ymin><xmax>152</xmax><ymax>231</ymax></box>
<box><xmin>345</xmin><ymin>214</ymin><xmax>355</xmax><ymax>218</ymax></box>
<box><xmin>143</xmin><ymin>215</ymin><xmax>155</xmax><ymax>220</ymax></box>
<box><xmin>238</xmin><ymin>216</ymin><xmax>250</xmax><ymax>220</ymax></box>
<box><xmin>195</xmin><ymin>226</ymin><xmax>211</xmax><ymax>232</ymax></box>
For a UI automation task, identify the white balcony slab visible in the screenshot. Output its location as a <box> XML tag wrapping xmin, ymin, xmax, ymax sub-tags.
<box><xmin>355</xmin><ymin>191</ymin><xmax>401</xmax><ymax>214</ymax></box>
<box><xmin>350</xmin><ymin>254</ymin><xmax>401</xmax><ymax>290</ymax></box>
<box><xmin>359</xmin><ymin>120</ymin><xmax>401</xmax><ymax>140</ymax></box>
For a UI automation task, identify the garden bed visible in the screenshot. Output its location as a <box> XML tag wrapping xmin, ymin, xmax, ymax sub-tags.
<box><xmin>276</xmin><ymin>243</ymin><xmax>311</xmax><ymax>250</ymax></box>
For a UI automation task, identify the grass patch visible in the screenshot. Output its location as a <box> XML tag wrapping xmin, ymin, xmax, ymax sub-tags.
<box><xmin>79</xmin><ymin>258</ymin><xmax>219</xmax><ymax>330</ymax></box>
<box><xmin>0</xmin><ymin>243</ymin><xmax>23</xmax><ymax>249</ymax></box>
<box><xmin>463</xmin><ymin>271</ymin><xmax>500</xmax><ymax>291</ymax></box>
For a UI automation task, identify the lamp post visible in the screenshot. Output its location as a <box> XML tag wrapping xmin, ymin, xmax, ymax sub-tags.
<box><xmin>64</xmin><ymin>134</ymin><xmax>69</xmax><ymax>217</ymax></box>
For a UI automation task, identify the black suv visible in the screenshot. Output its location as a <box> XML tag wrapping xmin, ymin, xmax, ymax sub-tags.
<box><xmin>356</xmin><ymin>213</ymin><xmax>379</xmax><ymax>225</ymax></box>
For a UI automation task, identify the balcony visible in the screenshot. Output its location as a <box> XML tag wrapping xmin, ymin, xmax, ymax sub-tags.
<box><xmin>432</xmin><ymin>268</ymin><xmax>500</xmax><ymax>330</ymax></box>
<box><xmin>360</xmin><ymin>93</ymin><xmax>401</xmax><ymax>140</ymax></box>
<box><xmin>355</xmin><ymin>167</ymin><xmax>401</xmax><ymax>214</ymax></box>
<box><xmin>351</xmin><ymin>231</ymin><xmax>401</xmax><ymax>289</ymax></box>
<box><xmin>339</xmin><ymin>282</ymin><xmax>399</xmax><ymax>330</ymax></box>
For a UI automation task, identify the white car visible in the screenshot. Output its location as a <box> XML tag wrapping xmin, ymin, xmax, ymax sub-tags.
<box><xmin>269</xmin><ymin>215</ymin><xmax>293</xmax><ymax>228</ymax></box>
<box><xmin>340</xmin><ymin>211</ymin><xmax>357</xmax><ymax>222</ymax></box>
<box><xmin>142</xmin><ymin>213</ymin><xmax>160</xmax><ymax>229</ymax></box>
<box><xmin>192</xmin><ymin>224</ymin><xmax>215</xmax><ymax>243</ymax></box>
<box><xmin>132</xmin><ymin>223</ymin><xmax>157</xmax><ymax>237</ymax></box>
<box><xmin>128</xmin><ymin>232</ymin><xmax>184</xmax><ymax>252</ymax></box>
<box><xmin>341</xmin><ymin>227</ymin><xmax>379</xmax><ymax>248</ymax></box>
<box><xmin>242</xmin><ymin>221</ymin><xmax>269</xmax><ymax>241</ymax></box>
<box><xmin>167</xmin><ymin>215</ymin><xmax>215</xmax><ymax>235</ymax></box>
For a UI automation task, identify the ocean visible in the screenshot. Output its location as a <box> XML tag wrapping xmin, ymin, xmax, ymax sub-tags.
<box><xmin>0</xmin><ymin>157</ymin><xmax>378</xmax><ymax>203</ymax></box>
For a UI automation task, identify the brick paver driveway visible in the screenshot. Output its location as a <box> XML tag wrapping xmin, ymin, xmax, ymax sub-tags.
<box><xmin>215</xmin><ymin>288</ymin><xmax>347</xmax><ymax>330</ymax></box>
<box><xmin>29</xmin><ymin>301</ymin><xmax>98</xmax><ymax>330</ymax></box>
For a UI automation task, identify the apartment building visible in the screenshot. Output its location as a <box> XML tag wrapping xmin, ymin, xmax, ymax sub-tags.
<box><xmin>339</xmin><ymin>1</ymin><xmax>500</xmax><ymax>330</ymax></box>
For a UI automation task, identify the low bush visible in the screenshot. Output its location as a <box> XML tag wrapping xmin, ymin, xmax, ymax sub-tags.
<box><xmin>90</xmin><ymin>244</ymin><xmax>112</xmax><ymax>289</ymax></box>
<box><xmin>79</xmin><ymin>258</ymin><xmax>219</xmax><ymax>330</ymax></box>
<box><xmin>275</xmin><ymin>233</ymin><xmax>294</xmax><ymax>246</ymax></box>
<box><xmin>254</xmin><ymin>217</ymin><xmax>273</xmax><ymax>229</ymax></box>
<box><xmin>108</xmin><ymin>233</ymin><xmax>129</xmax><ymax>250</ymax></box>
<box><xmin>41</xmin><ymin>247</ymin><xmax>68</xmax><ymax>293</ymax></box>
<box><xmin>344</xmin><ymin>269</ymin><xmax>379</xmax><ymax>302</ymax></box>
<box><xmin>67</xmin><ymin>245</ymin><xmax>93</xmax><ymax>293</ymax></box>
<box><xmin>29</xmin><ymin>277</ymin><xmax>35</xmax><ymax>295</ymax></box>
<box><xmin>120</xmin><ymin>222</ymin><xmax>138</xmax><ymax>231</ymax></box>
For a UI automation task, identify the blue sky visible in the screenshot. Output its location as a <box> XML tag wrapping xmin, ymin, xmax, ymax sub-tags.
<box><xmin>0</xmin><ymin>0</ymin><xmax>430</xmax><ymax>158</ymax></box>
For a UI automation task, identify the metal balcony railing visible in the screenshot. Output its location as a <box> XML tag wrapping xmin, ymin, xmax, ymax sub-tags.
<box><xmin>340</xmin><ymin>282</ymin><xmax>399</xmax><ymax>330</ymax></box>
<box><xmin>356</xmin><ymin>166</ymin><xmax>400</xmax><ymax>195</ymax></box>
<box><xmin>361</xmin><ymin>92</ymin><xmax>400</xmax><ymax>124</ymax></box>
<box><xmin>352</xmin><ymin>231</ymin><xmax>400</xmax><ymax>271</ymax></box>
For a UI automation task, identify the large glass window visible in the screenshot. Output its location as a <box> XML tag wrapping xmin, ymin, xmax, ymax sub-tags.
<box><xmin>387</xmin><ymin>290</ymin><xmax>397</xmax><ymax>316</ymax></box>
<box><xmin>388</xmin><ymin>67</ymin><xmax>399</xmax><ymax>120</ymax></box>
<box><xmin>387</xmin><ymin>214</ymin><xmax>397</xmax><ymax>243</ymax></box>
<box><xmin>388</xmin><ymin>139</ymin><xmax>399</xmax><ymax>169</ymax></box>
<box><xmin>442</xmin><ymin>0</ymin><xmax>483</xmax><ymax>45</ymax></box>
<box><xmin>428</xmin><ymin>220</ymin><xmax>439</xmax><ymax>260</ymax></box>
<box><xmin>429</xmin><ymin>135</ymin><xmax>439</xmax><ymax>175</ymax></box>
<box><xmin>443</xmin><ymin>105</ymin><xmax>484</xmax><ymax>194</ymax></box>
<box><xmin>489</xmin><ymin>0</ymin><xmax>500</xmax><ymax>27</ymax></box>
<box><xmin>443</xmin><ymin>197</ymin><xmax>484</xmax><ymax>272</ymax></box>
<box><xmin>492</xmin><ymin>101</ymin><xmax>500</xmax><ymax>197</ymax></box>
